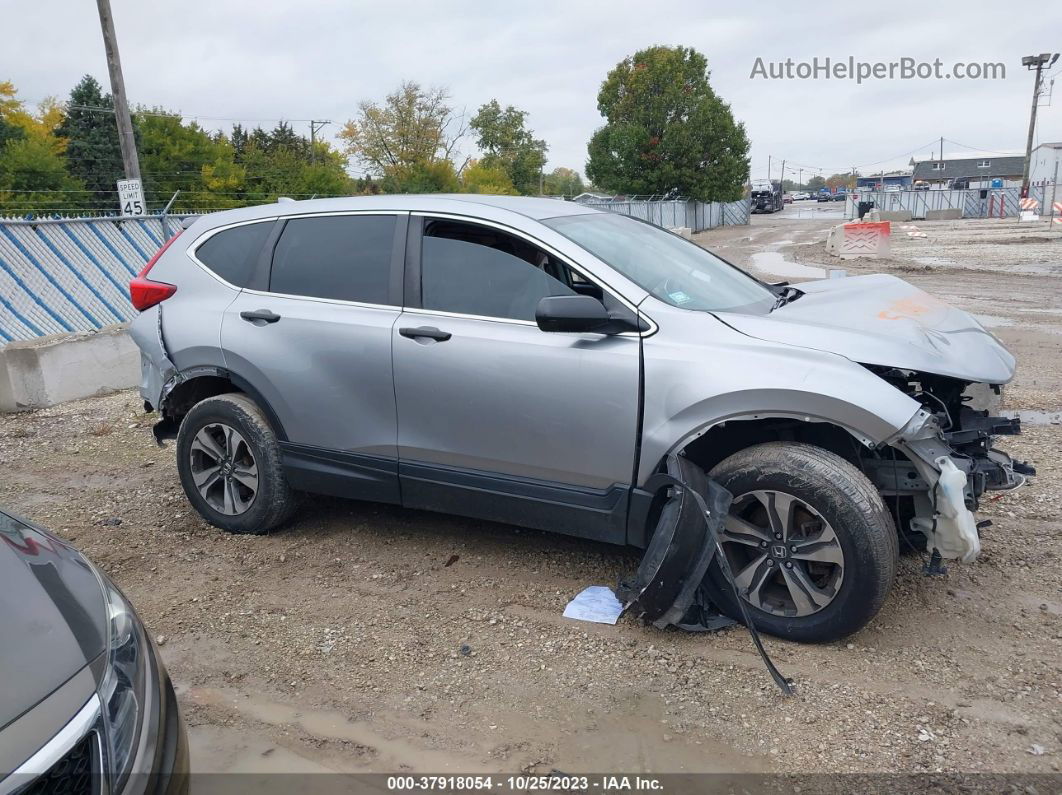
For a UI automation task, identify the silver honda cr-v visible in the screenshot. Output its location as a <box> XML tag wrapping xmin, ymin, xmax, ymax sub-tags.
<box><xmin>127</xmin><ymin>195</ymin><xmax>1030</xmax><ymax>643</ymax></box>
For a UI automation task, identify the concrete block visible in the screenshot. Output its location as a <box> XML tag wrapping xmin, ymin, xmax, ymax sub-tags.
<box><xmin>824</xmin><ymin>223</ymin><xmax>845</xmax><ymax>256</ymax></box>
<box><xmin>925</xmin><ymin>209</ymin><xmax>962</xmax><ymax>221</ymax></box>
<box><xmin>878</xmin><ymin>210</ymin><xmax>913</xmax><ymax>222</ymax></box>
<box><xmin>669</xmin><ymin>226</ymin><xmax>693</xmax><ymax>239</ymax></box>
<box><xmin>0</xmin><ymin>325</ymin><xmax>139</xmax><ymax>412</ymax></box>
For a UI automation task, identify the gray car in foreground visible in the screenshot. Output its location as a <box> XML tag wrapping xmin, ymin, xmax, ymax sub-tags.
<box><xmin>0</xmin><ymin>509</ymin><xmax>187</xmax><ymax>794</ymax></box>
<box><xmin>128</xmin><ymin>195</ymin><xmax>1030</xmax><ymax>642</ymax></box>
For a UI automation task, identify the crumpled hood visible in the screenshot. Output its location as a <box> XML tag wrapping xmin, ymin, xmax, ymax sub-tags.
<box><xmin>716</xmin><ymin>274</ymin><xmax>1016</xmax><ymax>384</ymax></box>
<box><xmin>0</xmin><ymin>511</ymin><xmax>106</xmax><ymax>729</ymax></box>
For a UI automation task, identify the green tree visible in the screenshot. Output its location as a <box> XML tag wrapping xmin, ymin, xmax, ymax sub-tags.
<box><xmin>0</xmin><ymin>136</ymin><xmax>87</xmax><ymax>214</ymax></box>
<box><xmin>825</xmin><ymin>172</ymin><xmax>857</xmax><ymax>191</ymax></box>
<box><xmin>805</xmin><ymin>175</ymin><xmax>826</xmax><ymax>192</ymax></box>
<box><xmin>380</xmin><ymin>160</ymin><xmax>460</xmax><ymax>194</ymax></box>
<box><xmin>239</xmin><ymin>122</ymin><xmax>355</xmax><ymax>203</ymax></box>
<box><xmin>586</xmin><ymin>46</ymin><xmax>749</xmax><ymax>201</ymax></box>
<box><xmin>340</xmin><ymin>81</ymin><xmax>464</xmax><ymax>191</ymax></box>
<box><xmin>461</xmin><ymin>159</ymin><xmax>517</xmax><ymax>194</ymax></box>
<box><xmin>469</xmin><ymin>100</ymin><xmax>547</xmax><ymax>195</ymax></box>
<box><xmin>543</xmin><ymin>167</ymin><xmax>584</xmax><ymax>196</ymax></box>
<box><xmin>135</xmin><ymin>110</ymin><xmax>237</xmax><ymax>210</ymax></box>
<box><xmin>0</xmin><ymin>82</ymin><xmax>86</xmax><ymax>214</ymax></box>
<box><xmin>56</xmin><ymin>75</ymin><xmax>124</xmax><ymax>210</ymax></box>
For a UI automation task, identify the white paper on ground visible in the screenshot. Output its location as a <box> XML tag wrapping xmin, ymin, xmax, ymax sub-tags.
<box><xmin>562</xmin><ymin>586</ymin><xmax>624</xmax><ymax>625</ymax></box>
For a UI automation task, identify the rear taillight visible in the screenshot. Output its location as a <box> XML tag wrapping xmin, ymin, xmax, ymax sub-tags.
<box><xmin>129</xmin><ymin>231</ymin><xmax>182</xmax><ymax>311</ymax></box>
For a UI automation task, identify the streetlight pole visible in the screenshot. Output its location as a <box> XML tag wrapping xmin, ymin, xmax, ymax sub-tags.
<box><xmin>1021</xmin><ymin>52</ymin><xmax>1059</xmax><ymax>197</ymax></box>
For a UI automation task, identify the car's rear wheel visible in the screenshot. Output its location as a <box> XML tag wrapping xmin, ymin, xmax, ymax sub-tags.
<box><xmin>176</xmin><ymin>393</ymin><xmax>297</xmax><ymax>534</ymax></box>
<box><xmin>703</xmin><ymin>442</ymin><xmax>898</xmax><ymax>643</ymax></box>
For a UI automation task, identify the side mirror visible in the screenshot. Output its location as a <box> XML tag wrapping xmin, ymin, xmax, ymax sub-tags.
<box><xmin>535</xmin><ymin>295</ymin><xmax>611</xmax><ymax>333</ymax></box>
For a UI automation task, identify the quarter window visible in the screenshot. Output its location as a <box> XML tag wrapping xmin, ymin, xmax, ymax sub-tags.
<box><xmin>420</xmin><ymin>219</ymin><xmax>578</xmax><ymax>321</ymax></box>
<box><xmin>195</xmin><ymin>221</ymin><xmax>272</xmax><ymax>287</ymax></box>
<box><xmin>270</xmin><ymin>215</ymin><xmax>396</xmax><ymax>304</ymax></box>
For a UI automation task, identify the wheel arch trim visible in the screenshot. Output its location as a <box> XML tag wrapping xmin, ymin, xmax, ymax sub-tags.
<box><xmin>159</xmin><ymin>365</ymin><xmax>290</xmax><ymax>442</ymax></box>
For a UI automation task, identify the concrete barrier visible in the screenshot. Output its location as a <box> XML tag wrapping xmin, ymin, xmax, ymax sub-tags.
<box><xmin>878</xmin><ymin>210</ymin><xmax>913</xmax><ymax>222</ymax></box>
<box><xmin>826</xmin><ymin>221</ymin><xmax>892</xmax><ymax>259</ymax></box>
<box><xmin>0</xmin><ymin>325</ymin><xmax>139</xmax><ymax>412</ymax></box>
<box><xmin>925</xmin><ymin>208</ymin><xmax>962</xmax><ymax>221</ymax></box>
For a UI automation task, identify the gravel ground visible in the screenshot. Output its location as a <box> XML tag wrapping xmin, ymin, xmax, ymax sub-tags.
<box><xmin>1</xmin><ymin>211</ymin><xmax>1059</xmax><ymax>777</ymax></box>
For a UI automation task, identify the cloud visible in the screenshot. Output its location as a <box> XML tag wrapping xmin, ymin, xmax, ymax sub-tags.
<box><xmin>4</xmin><ymin>0</ymin><xmax>1061</xmax><ymax>182</ymax></box>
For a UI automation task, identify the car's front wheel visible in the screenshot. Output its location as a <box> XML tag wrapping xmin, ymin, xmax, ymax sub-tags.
<box><xmin>175</xmin><ymin>393</ymin><xmax>297</xmax><ymax>534</ymax></box>
<box><xmin>703</xmin><ymin>441</ymin><xmax>898</xmax><ymax>643</ymax></box>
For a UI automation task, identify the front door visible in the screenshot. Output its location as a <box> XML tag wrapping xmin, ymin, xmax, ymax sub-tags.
<box><xmin>391</xmin><ymin>215</ymin><xmax>641</xmax><ymax>541</ymax></box>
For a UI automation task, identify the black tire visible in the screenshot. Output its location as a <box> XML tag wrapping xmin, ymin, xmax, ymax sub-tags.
<box><xmin>703</xmin><ymin>442</ymin><xmax>898</xmax><ymax>643</ymax></box>
<box><xmin>176</xmin><ymin>393</ymin><xmax>297</xmax><ymax>534</ymax></box>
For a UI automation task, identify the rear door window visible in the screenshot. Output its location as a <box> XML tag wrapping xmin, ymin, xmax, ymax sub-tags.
<box><xmin>270</xmin><ymin>215</ymin><xmax>396</xmax><ymax>304</ymax></box>
<box><xmin>195</xmin><ymin>221</ymin><xmax>272</xmax><ymax>287</ymax></box>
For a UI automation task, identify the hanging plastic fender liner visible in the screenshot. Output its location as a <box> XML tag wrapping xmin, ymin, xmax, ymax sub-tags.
<box><xmin>627</xmin><ymin>453</ymin><xmax>795</xmax><ymax>696</ymax></box>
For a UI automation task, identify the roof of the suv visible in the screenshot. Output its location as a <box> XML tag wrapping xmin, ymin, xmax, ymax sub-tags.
<box><xmin>184</xmin><ymin>194</ymin><xmax>602</xmax><ymax>233</ymax></box>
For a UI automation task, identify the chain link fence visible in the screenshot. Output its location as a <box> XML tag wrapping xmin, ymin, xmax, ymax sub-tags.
<box><xmin>577</xmin><ymin>197</ymin><xmax>750</xmax><ymax>231</ymax></box>
<box><xmin>845</xmin><ymin>184</ymin><xmax>1061</xmax><ymax>220</ymax></box>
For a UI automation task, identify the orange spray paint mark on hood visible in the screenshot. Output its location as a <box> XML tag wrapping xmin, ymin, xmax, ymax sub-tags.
<box><xmin>877</xmin><ymin>293</ymin><xmax>946</xmax><ymax>321</ymax></box>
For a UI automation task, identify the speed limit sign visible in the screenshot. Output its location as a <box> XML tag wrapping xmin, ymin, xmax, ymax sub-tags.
<box><xmin>117</xmin><ymin>179</ymin><xmax>145</xmax><ymax>216</ymax></box>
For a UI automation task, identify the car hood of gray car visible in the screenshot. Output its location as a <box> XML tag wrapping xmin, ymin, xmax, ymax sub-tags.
<box><xmin>716</xmin><ymin>273</ymin><xmax>1016</xmax><ymax>384</ymax></box>
<box><xmin>0</xmin><ymin>511</ymin><xmax>107</xmax><ymax>729</ymax></box>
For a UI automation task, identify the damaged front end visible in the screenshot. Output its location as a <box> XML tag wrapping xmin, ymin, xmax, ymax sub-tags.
<box><xmin>864</xmin><ymin>368</ymin><xmax>1035</xmax><ymax>563</ymax></box>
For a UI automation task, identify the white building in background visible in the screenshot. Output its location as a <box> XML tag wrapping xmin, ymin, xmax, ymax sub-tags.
<box><xmin>1030</xmin><ymin>142</ymin><xmax>1062</xmax><ymax>187</ymax></box>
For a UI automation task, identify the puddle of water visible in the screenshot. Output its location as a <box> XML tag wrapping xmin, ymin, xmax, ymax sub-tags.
<box><xmin>185</xmin><ymin>685</ymin><xmax>493</xmax><ymax>773</ymax></box>
<box><xmin>1003</xmin><ymin>409</ymin><xmax>1062</xmax><ymax>426</ymax></box>
<box><xmin>973</xmin><ymin>314</ymin><xmax>1015</xmax><ymax>328</ymax></box>
<box><xmin>749</xmin><ymin>251</ymin><xmax>827</xmax><ymax>280</ymax></box>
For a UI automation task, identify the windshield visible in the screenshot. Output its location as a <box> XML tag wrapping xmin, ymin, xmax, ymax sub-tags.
<box><xmin>543</xmin><ymin>213</ymin><xmax>776</xmax><ymax>315</ymax></box>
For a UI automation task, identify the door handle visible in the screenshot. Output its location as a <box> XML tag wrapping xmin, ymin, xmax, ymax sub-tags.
<box><xmin>399</xmin><ymin>325</ymin><xmax>452</xmax><ymax>342</ymax></box>
<box><xmin>240</xmin><ymin>309</ymin><xmax>281</xmax><ymax>324</ymax></box>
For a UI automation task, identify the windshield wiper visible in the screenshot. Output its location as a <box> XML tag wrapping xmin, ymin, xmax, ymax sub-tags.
<box><xmin>771</xmin><ymin>286</ymin><xmax>803</xmax><ymax>311</ymax></box>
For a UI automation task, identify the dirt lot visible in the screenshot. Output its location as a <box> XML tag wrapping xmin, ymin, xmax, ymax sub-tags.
<box><xmin>1</xmin><ymin>210</ymin><xmax>1060</xmax><ymax>779</ymax></box>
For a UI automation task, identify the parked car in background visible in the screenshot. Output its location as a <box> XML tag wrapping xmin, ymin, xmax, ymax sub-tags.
<box><xmin>783</xmin><ymin>194</ymin><xmax>793</xmax><ymax>204</ymax></box>
<box><xmin>816</xmin><ymin>191</ymin><xmax>833</xmax><ymax>202</ymax></box>
<box><xmin>128</xmin><ymin>195</ymin><xmax>1028</xmax><ymax>644</ymax></box>
<box><xmin>832</xmin><ymin>191</ymin><xmax>848</xmax><ymax>201</ymax></box>
<box><xmin>0</xmin><ymin>508</ymin><xmax>187</xmax><ymax>793</ymax></box>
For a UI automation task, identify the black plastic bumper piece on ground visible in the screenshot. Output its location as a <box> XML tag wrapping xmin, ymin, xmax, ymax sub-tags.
<box><xmin>625</xmin><ymin>454</ymin><xmax>794</xmax><ymax>696</ymax></box>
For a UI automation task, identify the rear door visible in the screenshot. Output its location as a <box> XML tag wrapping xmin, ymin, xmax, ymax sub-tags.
<box><xmin>220</xmin><ymin>211</ymin><xmax>407</xmax><ymax>502</ymax></box>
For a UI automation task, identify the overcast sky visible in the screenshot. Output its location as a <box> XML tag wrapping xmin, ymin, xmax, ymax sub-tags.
<box><xmin>5</xmin><ymin>0</ymin><xmax>1062</xmax><ymax>184</ymax></box>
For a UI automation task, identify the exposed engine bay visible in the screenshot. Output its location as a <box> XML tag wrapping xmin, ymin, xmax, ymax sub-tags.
<box><xmin>862</xmin><ymin>367</ymin><xmax>1035</xmax><ymax>563</ymax></box>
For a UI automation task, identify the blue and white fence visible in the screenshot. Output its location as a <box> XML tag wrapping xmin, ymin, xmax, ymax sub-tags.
<box><xmin>0</xmin><ymin>215</ymin><xmax>193</xmax><ymax>343</ymax></box>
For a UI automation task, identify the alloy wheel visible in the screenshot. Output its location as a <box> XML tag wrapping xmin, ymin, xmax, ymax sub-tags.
<box><xmin>188</xmin><ymin>423</ymin><xmax>259</xmax><ymax>515</ymax></box>
<box><xmin>719</xmin><ymin>490</ymin><xmax>845</xmax><ymax>617</ymax></box>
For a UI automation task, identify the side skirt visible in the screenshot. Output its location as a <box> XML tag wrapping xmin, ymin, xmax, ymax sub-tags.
<box><xmin>279</xmin><ymin>442</ymin><xmax>401</xmax><ymax>505</ymax></box>
<box><xmin>399</xmin><ymin>460</ymin><xmax>629</xmax><ymax>545</ymax></box>
<box><xmin>278</xmin><ymin>442</ymin><xmax>630</xmax><ymax>545</ymax></box>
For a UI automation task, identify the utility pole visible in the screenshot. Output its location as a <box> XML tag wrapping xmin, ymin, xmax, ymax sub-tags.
<box><xmin>309</xmin><ymin>120</ymin><xmax>331</xmax><ymax>164</ymax></box>
<box><xmin>1021</xmin><ymin>53</ymin><xmax>1059</xmax><ymax>196</ymax></box>
<box><xmin>95</xmin><ymin>0</ymin><xmax>140</xmax><ymax>181</ymax></box>
<box><xmin>779</xmin><ymin>159</ymin><xmax>786</xmax><ymax>189</ymax></box>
